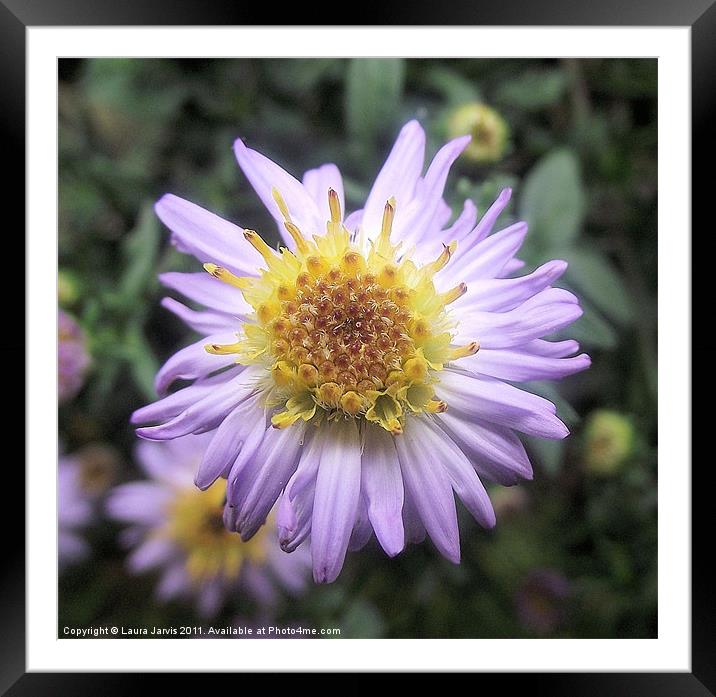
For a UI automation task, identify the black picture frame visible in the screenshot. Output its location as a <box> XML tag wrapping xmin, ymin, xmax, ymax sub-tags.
<box><xmin>7</xmin><ymin>0</ymin><xmax>706</xmax><ymax>691</ymax></box>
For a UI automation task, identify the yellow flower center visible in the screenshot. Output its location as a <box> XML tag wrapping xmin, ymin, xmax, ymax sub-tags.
<box><xmin>203</xmin><ymin>188</ymin><xmax>478</xmax><ymax>435</ymax></box>
<box><xmin>164</xmin><ymin>480</ymin><xmax>267</xmax><ymax>584</ymax></box>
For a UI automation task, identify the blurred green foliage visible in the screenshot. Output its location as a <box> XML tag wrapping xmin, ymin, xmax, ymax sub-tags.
<box><xmin>59</xmin><ymin>58</ymin><xmax>657</xmax><ymax>638</ymax></box>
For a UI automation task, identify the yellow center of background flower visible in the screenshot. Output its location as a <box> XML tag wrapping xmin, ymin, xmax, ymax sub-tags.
<box><xmin>203</xmin><ymin>189</ymin><xmax>478</xmax><ymax>435</ymax></box>
<box><xmin>164</xmin><ymin>480</ymin><xmax>267</xmax><ymax>584</ymax></box>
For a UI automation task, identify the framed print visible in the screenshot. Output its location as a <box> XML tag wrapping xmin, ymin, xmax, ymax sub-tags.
<box><xmin>5</xmin><ymin>0</ymin><xmax>708</xmax><ymax>691</ymax></box>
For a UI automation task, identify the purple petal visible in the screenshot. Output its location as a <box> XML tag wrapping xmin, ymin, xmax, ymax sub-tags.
<box><xmin>500</xmin><ymin>258</ymin><xmax>526</xmax><ymax>276</ymax></box>
<box><xmin>402</xmin><ymin>491</ymin><xmax>426</xmax><ymax>544</ymax></box>
<box><xmin>311</xmin><ymin>419</ymin><xmax>362</xmax><ymax>583</ymax></box>
<box><xmin>463</xmin><ymin>348</ymin><xmax>591</xmax><ymax>382</ymax></box>
<box><xmin>416</xmin><ymin>418</ymin><xmax>495</xmax><ymax>528</ymax></box>
<box><xmin>131</xmin><ymin>368</ymin><xmax>239</xmax><ymax>425</ymax></box>
<box><xmin>277</xmin><ymin>430</ymin><xmax>323</xmax><ymax>552</ymax></box>
<box><xmin>161</xmin><ymin>297</ymin><xmax>235</xmax><ymax>336</ymax></box>
<box><xmin>473</xmin><ymin>187</ymin><xmax>513</xmax><ymax>243</ymax></box>
<box><xmin>451</xmin><ymin>221</ymin><xmax>527</xmax><ymax>281</ymax></box>
<box><xmin>155</xmin><ymin>194</ymin><xmax>258</xmax><ymax>275</ymax></box>
<box><xmin>361</xmin><ymin>426</ymin><xmax>405</xmax><ymax>557</ymax></box>
<box><xmin>394</xmin><ymin>419</ymin><xmax>460</xmax><ymax>563</ymax></box>
<box><xmin>160</xmin><ymin>271</ymin><xmax>251</xmax><ymax>315</ymax></box>
<box><xmin>457</xmin><ymin>288</ymin><xmax>583</xmax><ymax>349</ymax></box>
<box><xmin>361</xmin><ymin>120</ymin><xmax>426</xmax><ymax>239</ymax></box>
<box><xmin>436</xmin><ymin>412</ymin><xmax>533</xmax><ymax>485</ymax></box>
<box><xmin>105</xmin><ymin>482</ymin><xmax>170</xmax><ymax>525</ymax></box>
<box><xmin>454</xmin><ymin>260</ymin><xmax>568</xmax><ymax>312</ymax></box>
<box><xmin>155</xmin><ymin>563</ymin><xmax>188</xmax><ymax>601</ymax></box>
<box><xmin>395</xmin><ymin>135</ymin><xmax>471</xmax><ymax>247</ymax></box>
<box><xmin>127</xmin><ymin>537</ymin><xmax>175</xmax><ymax>573</ymax></box>
<box><xmin>229</xmin><ymin>423</ymin><xmax>307</xmax><ymax>541</ymax></box>
<box><xmin>234</xmin><ymin>138</ymin><xmax>323</xmax><ymax>245</ymax></box>
<box><xmin>437</xmin><ymin>369</ymin><xmax>569</xmax><ymax>440</ymax></box>
<box><xmin>195</xmin><ymin>393</ymin><xmax>266</xmax><ymax>490</ymax></box>
<box><xmin>302</xmin><ymin>163</ymin><xmax>345</xmax><ymax>222</ymax></box>
<box><xmin>138</xmin><ymin>367</ymin><xmax>259</xmax><ymax>441</ymax></box>
<box><xmin>153</xmin><ymin>332</ymin><xmax>240</xmax><ymax>395</ymax></box>
<box><xmin>523</xmin><ymin>338</ymin><xmax>581</xmax><ymax>357</ymax></box>
<box><xmin>348</xmin><ymin>495</ymin><xmax>373</xmax><ymax>552</ymax></box>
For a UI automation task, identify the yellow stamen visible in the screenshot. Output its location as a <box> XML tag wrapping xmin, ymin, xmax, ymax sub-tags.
<box><xmin>328</xmin><ymin>188</ymin><xmax>342</xmax><ymax>223</ymax></box>
<box><xmin>447</xmin><ymin>341</ymin><xmax>480</xmax><ymax>360</ymax></box>
<box><xmin>203</xmin><ymin>263</ymin><xmax>249</xmax><ymax>290</ymax></box>
<box><xmin>424</xmin><ymin>241</ymin><xmax>457</xmax><ymax>276</ymax></box>
<box><xmin>204</xmin><ymin>340</ymin><xmax>243</xmax><ymax>355</ymax></box>
<box><xmin>244</xmin><ymin>230</ymin><xmax>278</xmax><ymax>266</ymax></box>
<box><xmin>271</xmin><ymin>187</ymin><xmax>293</xmax><ymax>223</ymax></box>
<box><xmin>283</xmin><ymin>221</ymin><xmax>312</xmax><ymax>256</ymax></box>
<box><xmin>376</xmin><ymin>198</ymin><xmax>396</xmax><ymax>257</ymax></box>
<box><xmin>440</xmin><ymin>283</ymin><xmax>468</xmax><ymax>305</ymax></box>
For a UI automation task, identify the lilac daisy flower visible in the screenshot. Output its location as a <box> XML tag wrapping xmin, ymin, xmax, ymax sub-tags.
<box><xmin>58</xmin><ymin>456</ymin><xmax>94</xmax><ymax>569</ymax></box>
<box><xmin>58</xmin><ymin>309</ymin><xmax>91</xmax><ymax>403</ymax></box>
<box><xmin>133</xmin><ymin>120</ymin><xmax>590</xmax><ymax>583</ymax></box>
<box><xmin>106</xmin><ymin>434</ymin><xmax>310</xmax><ymax>617</ymax></box>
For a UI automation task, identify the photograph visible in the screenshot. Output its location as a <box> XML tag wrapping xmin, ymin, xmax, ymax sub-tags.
<box><xmin>56</xmin><ymin>56</ymin><xmax>658</xmax><ymax>640</ymax></box>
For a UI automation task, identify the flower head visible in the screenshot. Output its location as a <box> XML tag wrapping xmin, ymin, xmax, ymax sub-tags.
<box><xmin>106</xmin><ymin>434</ymin><xmax>310</xmax><ymax>616</ymax></box>
<box><xmin>133</xmin><ymin>120</ymin><xmax>590</xmax><ymax>582</ymax></box>
<box><xmin>447</xmin><ymin>103</ymin><xmax>510</xmax><ymax>164</ymax></box>
<box><xmin>58</xmin><ymin>309</ymin><xmax>91</xmax><ymax>403</ymax></box>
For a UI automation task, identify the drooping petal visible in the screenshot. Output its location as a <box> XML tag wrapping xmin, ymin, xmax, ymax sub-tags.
<box><xmin>153</xmin><ymin>332</ymin><xmax>240</xmax><ymax>395</ymax></box>
<box><xmin>229</xmin><ymin>422</ymin><xmax>307</xmax><ymax>541</ymax></box>
<box><xmin>463</xmin><ymin>347</ymin><xmax>591</xmax><ymax>382</ymax></box>
<box><xmin>195</xmin><ymin>392</ymin><xmax>266</xmax><ymax>489</ymax></box>
<box><xmin>155</xmin><ymin>194</ymin><xmax>258</xmax><ymax>276</ymax></box>
<box><xmin>524</xmin><ymin>338</ymin><xmax>582</xmax><ymax>358</ymax></box>
<box><xmin>160</xmin><ymin>272</ymin><xmax>251</xmax><ymax>316</ymax></box>
<box><xmin>361</xmin><ymin>120</ymin><xmax>426</xmax><ymax>239</ymax></box>
<box><xmin>436</xmin><ymin>411</ymin><xmax>533</xmax><ymax>485</ymax></box>
<box><xmin>472</xmin><ymin>187</ymin><xmax>513</xmax><ymax>243</ymax></box>
<box><xmin>394</xmin><ymin>135</ymin><xmax>471</xmax><ymax>247</ymax></box>
<box><xmin>234</xmin><ymin>138</ymin><xmax>323</xmax><ymax>244</ymax></box>
<box><xmin>302</xmin><ymin>163</ymin><xmax>345</xmax><ymax>222</ymax></box>
<box><xmin>418</xmin><ymin>417</ymin><xmax>495</xmax><ymax>528</ymax></box>
<box><xmin>437</xmin><ymin>368</ymin><xmax>569</xmax><ymax>439</ymax></box>
<box><xmin>311</xmin><ymin>419</ymin><xmax>362</xmax><ymax>583</ymax></box>
<box><xmin>138</xmin><ymin>367</ymin><xmax>260</xmax><ymax>441</ymax></box>
<box><xmin>277</xmin><ymin>430</ymin><xmax>323</xmax><ymax>552</ymax></box>
<box><xmin>348</xmin><ymin>495</ymin><xmax>373</xmax><ymax>552</ymax></box>
<box><xmin>160</xmin><ymin>297</ymin><xmax>235</xmax><ymax>336</ymax></box>
<box><xmin>394</xmin><ymin>418</ymin><xmax>460</xmax><ymax>563</ymax></box>
<box><xmin>450</xmin><ymin>221</ymin><xmax>527</xmax><ymax>281</ymax></box>
<box><xmin>454</xmin><ymin>260</ymin><xmax>568</xmax><ymax>313</ymax></box>
<box><xmin>457</xmin><ymin>288</ymin><xmax>583</xmax><ymax>349</ymax></box>
<box><xmin>130</xmin><ymin>368</ymin><xmax>240</xmax><ymax>425</ymax></box>
<box><xmin>361</xmin><ymin>426</ymin><xmax>405</xmax><ymax>557</ymax></box>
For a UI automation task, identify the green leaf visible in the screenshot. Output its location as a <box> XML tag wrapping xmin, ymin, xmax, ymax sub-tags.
<box><xmin>564</xmin><ymin>245</ymin><xmax>634</xmax><ymax>326</ymax></box>
<box><xmin>345</xmin><ymin>59</ymin><xmax>405</xmax><ymax>145</ymax></box>
<box><xmin>519</xmin><ymin>148</ymin><xmax>586</xmax><ymax>252</ymax></box>
<box><xmin>118</xmin><ymin>202</ymin><xmax>160</xmax><ymax>304</ymax></box>
<box><xmin>495</xmin><ymin>68</ymin><xmax>567</xmax><ymax>111</ymax></box>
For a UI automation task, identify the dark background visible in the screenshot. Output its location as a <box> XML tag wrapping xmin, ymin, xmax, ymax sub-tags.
<box><xmin>58</xmin><ymin>57</ymin><xmax>657</xmax><ymax>638</ymax></box>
